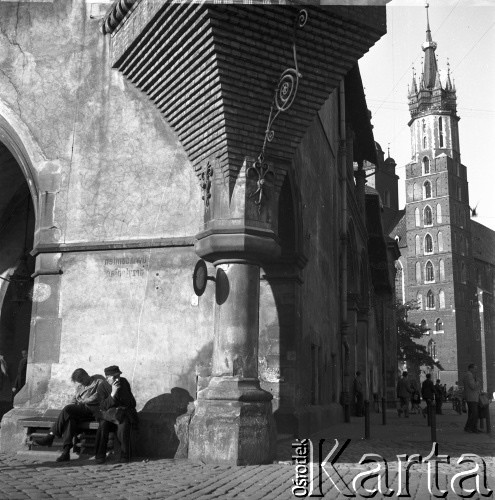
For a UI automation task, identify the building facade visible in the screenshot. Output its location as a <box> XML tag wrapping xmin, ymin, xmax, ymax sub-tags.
<box><xmin>0</xmin><ymin>1</ymin><xmax>397</xmax><ymax>462</ymax></box>
<box><xmin>389</xmin><ymin>7</ymin><xmax>495</xmax><ymax>393</ymax></box>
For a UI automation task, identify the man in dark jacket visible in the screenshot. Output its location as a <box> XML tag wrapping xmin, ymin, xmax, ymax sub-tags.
<box><xmin>434</xmin><ymin>379</ymin><xmax>444</xmax><ymax>415</ymax></box>
<box><xmin>33</xmin><ymin>368</ymin><xmax>110</xmax><ymax>462</ymax></box>
<box><xmin>396</xmin><ymin>371</ymin><xmax>412</xmax><ymax>417</ymax></box>
<box><xmin>95</xmin><ymin>365</ymin><xmax>138</xmax><ymax>464</ymax></box>
<box><xmin>12</xmin><ymin>349</ymin><xmax>27</xmax><ymax>395</ymax></box>
<box><xmin>353</xmin><ymin>371</ymin><xmax>364</xmax><ymax>417</ymax></box>
<box><xmin>421</xmin><ymin>373</ymin><xmax>435</xmax><ymax>418</ymax></box>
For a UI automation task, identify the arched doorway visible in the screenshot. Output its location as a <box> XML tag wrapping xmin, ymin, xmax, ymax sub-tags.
<box><xmin>0</xmin><ymin>141</ymin><xmax>35</xmax><ymax>418</ymax></box>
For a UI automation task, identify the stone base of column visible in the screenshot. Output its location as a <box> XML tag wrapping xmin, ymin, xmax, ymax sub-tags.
<box><xmin>188</xmin><ymin>398</ymin><xmax>276</xmax><ymax>465</ymax></box>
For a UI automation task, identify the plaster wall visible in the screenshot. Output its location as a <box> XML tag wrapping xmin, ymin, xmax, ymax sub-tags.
<box><xmin>0</xmin><ymin>1</ymin><xmax>201</xmax><ymax>246</ymax></box>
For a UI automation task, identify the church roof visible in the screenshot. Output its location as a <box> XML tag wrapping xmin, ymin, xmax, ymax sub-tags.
<box><xmin>387</xmin><ymin>209</ymin><xmax>406</xmax><ymax>247</ymax></box>
<box><xmin>471</xmin><ymin>220</ymin><xmax>495</xmax><ymax>266</ymax></box>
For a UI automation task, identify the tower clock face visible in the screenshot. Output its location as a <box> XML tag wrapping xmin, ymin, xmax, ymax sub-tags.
<box><xmin>193</xmin><ymin>259</ymin><xmax>208</xmax><ymax>296</ymax></box>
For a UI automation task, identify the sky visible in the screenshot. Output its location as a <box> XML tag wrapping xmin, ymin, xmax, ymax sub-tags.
<box><xmin>359</xmin><ymin>0</ymin><xmax>495</xmax><ymax>231</ymax></box>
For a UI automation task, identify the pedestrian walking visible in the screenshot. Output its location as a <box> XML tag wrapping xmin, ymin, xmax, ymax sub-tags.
<box><xmin>421</xmin><ymin>373</ymin><xmax>435</xmax><ymax>418</ymax></box>
<box><xmin>396</xmin><ymin>371</ymin><xmax>412</xmax><ymax>417</ymax></box>
<box><xmin>410</xmin><ymin>384</ymin><xmax>421</xmax><ymax>415</ymax></box>
<box><xmin>434</xmin><ymin>379</ymin><xmax>443</xmax><ymax>415</ymax></box>
<box><xmin>0</xmin><ymin>354</ymin><xmax>8</xmax><ymax>390</ymax></box>
<box><xmin>353</xmin><ymin>371</ymin><xmax>364</xmax><ymax>417</ymax></box>
<box><xmin>463</xmin><ymin>363</ymin><xmax>481</xmax><ymax>433</ymax></box>
<box><xmin>12</xmin><ymin>350</ymin><xmax>27</xmax><ymax>395</ymax></box>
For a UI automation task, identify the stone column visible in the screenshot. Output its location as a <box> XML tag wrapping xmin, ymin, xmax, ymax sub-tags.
<box><xmin>188</xmin><ymin>157</ymin><xmax>284</xmax><ymax>465</ymax></box>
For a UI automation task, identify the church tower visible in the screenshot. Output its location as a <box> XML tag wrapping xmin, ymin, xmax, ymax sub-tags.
<box><xmin>401</xmin><ymin>4</ymin><xmax>481</xmax><ymax>386</ymax></box>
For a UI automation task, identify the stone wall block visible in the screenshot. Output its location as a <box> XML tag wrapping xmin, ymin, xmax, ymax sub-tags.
<box><xmin>188</xmin><ymin>399</ymin><xmax>275</xmax><ymax>465</ymax></box>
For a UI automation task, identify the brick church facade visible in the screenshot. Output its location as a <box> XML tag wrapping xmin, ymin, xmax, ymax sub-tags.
<box><xmin>385</xmin><ymin>7</ymin><xmax>495</xmax><ymax>394</ymax></box>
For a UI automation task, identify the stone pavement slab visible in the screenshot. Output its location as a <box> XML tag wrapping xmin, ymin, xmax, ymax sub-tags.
<box><xmin>0</xmin><ymin>406</ymin><xmax>492</xmax><ymax>499</ymax></box>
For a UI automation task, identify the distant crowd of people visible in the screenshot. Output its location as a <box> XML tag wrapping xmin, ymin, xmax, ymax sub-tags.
<box><xmin>353</xmin><ymin>363</ymin><xmax>488</xmax><ymax>434</ymax></box>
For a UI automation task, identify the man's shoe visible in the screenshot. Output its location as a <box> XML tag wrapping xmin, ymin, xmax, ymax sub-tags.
<box><xmin>118</xmin><ymin>456</ymin><xmax>129</xmax><ymax>464</ymax></box>
<box><xmin>473</xmin><ymin>429</ymin><xmax>482</xmax><ymax>433</ymax></box>
<box><xmin>33</xmin><ymin>434</ymin><xmax>54</xmax><ymax>447</ymax></box>
<box><xmin>56</xmin><ymin>451</ymin><xmax>70</xmax><ymax>462</ymax></box>
<box><xmin>95</xmin><ymin>457</ymin><xmax>106</xmax><ymax>464</ymax></box>
<box><xmin>464</xmin><ymin>428</ymin><xmax>473</xmax><ymax>433</ymax></box>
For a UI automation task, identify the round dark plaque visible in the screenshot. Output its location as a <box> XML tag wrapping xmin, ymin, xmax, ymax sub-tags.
<box><xmin>193</xmin><ymin>259</ymin><xmax>208</xmax><ymax>296</ymax></box>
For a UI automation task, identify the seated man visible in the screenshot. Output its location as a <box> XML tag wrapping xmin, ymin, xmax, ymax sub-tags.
<box><xmin>34</xmin><ymin>368</ymin><xmax>110</xmax><ymax>462</ymax></box>
<box><xmin>94</xmin><ymin>365</ymin><xmax>138</xmax><ymax>464</ymax></box>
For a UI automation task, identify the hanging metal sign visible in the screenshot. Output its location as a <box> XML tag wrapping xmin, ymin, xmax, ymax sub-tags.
<box><xmin>192</xmin><ymin>259</ymin><xmax>208</xmax><ymax>297</ymax></box>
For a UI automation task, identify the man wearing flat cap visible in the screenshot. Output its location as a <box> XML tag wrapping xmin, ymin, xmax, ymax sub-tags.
<box><xmin>95</xmin><ymin>365</ymin><xmax>138</xmax><ymax>464</ymax></box>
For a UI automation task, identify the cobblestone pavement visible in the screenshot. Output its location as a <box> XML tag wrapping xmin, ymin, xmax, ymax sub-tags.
<box><xmin>0</xmin><ymin>407</ymin><xmax>493</xmax><ymax>499</ymax></box>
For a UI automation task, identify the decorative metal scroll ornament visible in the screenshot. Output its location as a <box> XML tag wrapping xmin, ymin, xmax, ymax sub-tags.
<box><xmin>199</xmin><ymin>161</ymin><xmax>213</xmax><ymax>209</ymax></box>
<box><xmin>248</xmin><ymin>9</ymin><xmax>308</xmax><ymax>213</ymax></box>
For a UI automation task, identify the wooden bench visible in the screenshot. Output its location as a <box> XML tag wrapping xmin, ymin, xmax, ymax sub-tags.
<box><xmin>20</xmin><ymin>409</ymin><xmax>114</xmax><ymax>456</ymax></box>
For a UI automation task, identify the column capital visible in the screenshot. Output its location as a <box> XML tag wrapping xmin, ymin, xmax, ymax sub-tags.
<box><xmin>195</xmin><ymin>157</ymin><xmax>287</xmax><ymax>264</ymax></box>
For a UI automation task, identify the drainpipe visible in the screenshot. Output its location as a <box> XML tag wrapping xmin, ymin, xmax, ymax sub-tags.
<box><xmin>339</xmin><ymin>80</ymin><xmax>350</xmax><ymax>422</ymax></box>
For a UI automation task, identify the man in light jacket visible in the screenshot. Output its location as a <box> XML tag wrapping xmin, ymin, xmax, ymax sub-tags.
<box><xmin>463</xmin><ymin>363</ymin><xmax>481</xmax><ymax>433</ymax></box>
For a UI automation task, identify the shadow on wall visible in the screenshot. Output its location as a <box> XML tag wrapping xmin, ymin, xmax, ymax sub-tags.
<box><xmin>134</xmin><ymin>342</ymin><xmax>213</xmax><ymax>458</ymax></box>
<box><xmin>136</xmin><ymin>387</ymin><xmax>194</xmax><ymax>458</ymax></box>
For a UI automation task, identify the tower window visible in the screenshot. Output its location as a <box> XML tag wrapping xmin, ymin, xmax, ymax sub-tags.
<box><xmin>439</xmin><ymin>117</ymin><xmax>444</xmax><ymax>148</ymax></box>
<box><xmin>424</xmin><ymin>205</ymin><xmax>432</xmax><ymax>226</ymax></box>
<box><xmin>426</xmin><ymin>290</ymin><xmax>435</xmax><ymax>309</ymax></box>
<box><xmin>428</xmin><ymin>339</ymin><xmax>437</xmax><ymax>360</ymax></box>
<box><xmin>439</xmin><ymin>259</ymin><xmax>445</xmax><ymax>281</ymax></box>
<box><xmin>417</xmin><ymin>293</ymin><xmax>423</xmax><ymax>309</ymax></box>
<box><xmin>423</xmin><ymin>156</ymin><xmax>430</xmax><ymax>175</ymax></box>
<box><xmin>423</xmin><ymin>136</ymin><xmax>427</xmax><ymax>149</ymax></box>
<box><xmin>461</xmin><ymin>262</ymin><xmax>466</xmax><ymax>283</ymax></box>
<box><xmin>439</xmin><ymin>290</ymin><xmax>445</xmax><ymax>309</ymax></box>
<box><xmin>424</xmin><ymin>181</ymin><xmax>432</xmax><ymax>199</ymax></box>
<box><xmin>384</xmin><ymin>191</ymin><xmax>390</xmax><ymax>207</ymax></box>
<box><xmin>438</xmin><ymin>231</ymin><xmax>444</xmax><ymax>252</ymax></box>
<box><xmin>436</xmin><ymin>203</ymin><xmax>442</xmax><ymax>223</ymax></box>
<box><xmin>416</xmin><ymin>262</ymin><xmax>422</xmax><ymax>284</ymax></box>
<box><xmin>435</xmin><ymin>318</ymin><xmax>444</xmax><ymax>333</ymax></box>
<box><xmin>424</xmin><ymin>234</ymin><xmax>433</xmax><ymax>254</ymax></box>
<box><xmin>415</xmin><ymin>235</ymin><xmax>421</xmax><ymax>256</ymax></box>
<box><xmin>415</xmin><ymin>207</ymin><xmax>421</xmax><ymax>227</ymax></box>
<box><xmin>425</xmin><ymin>261</ymin><xmax>435</xmax><ymax>282</ymax></box>
<box><xmin>421</xmin><ymin>319</ymin><xmax>429</xmax><ymax>334</ymax></box>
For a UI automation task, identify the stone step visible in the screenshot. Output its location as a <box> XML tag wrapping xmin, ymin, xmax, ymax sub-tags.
<box><xmin>17</xmin><ymin>450</ymin><xmax>85</xmax><ymax>462</ymax></box>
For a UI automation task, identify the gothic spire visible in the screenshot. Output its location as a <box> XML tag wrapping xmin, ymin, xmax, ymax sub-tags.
<box><xmin>445</xmin><ymin>59</ymin><xmax>453</xmax><ymax>91</ymax></box>
<box><xmin>408</xmin><ymin>65</ymin><xmax>418</xmax><ymax>96</ymax></box>
<box><xmin>421</xmin><ymin>3</ymin><xmax>439</xmax><ymax>90</ymax></box>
